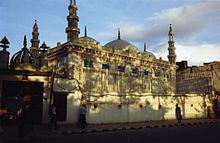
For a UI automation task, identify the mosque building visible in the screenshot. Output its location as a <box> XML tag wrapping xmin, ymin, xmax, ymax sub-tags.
<box><xmin>0</xmin><ymin>0</ymin><xmax>213</xmax><ymax>124</ymax></box>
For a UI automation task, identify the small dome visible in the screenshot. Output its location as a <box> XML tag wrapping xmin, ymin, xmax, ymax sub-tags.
<box><xmin>79</xmin><ymin>26</ymin><xmax>99</xmax><ymax>48</ymax></box>
<box><xmin>105</xmin><ymin>39</ymin><xmax>139</xmax><ymax>53</ymax></box>
<box><xmin>141</xmin><ymin>51</ymin><xmax>156</xmax><ymax>60</ymax></box>
<box><xmin>141</xmin><ymin>43</ymin><xmax>156</xmax><ymax>60</ymax></box>
<box><xmin>10</xmin><ymin>36</ymin><xmax>33</xmax><ymax>68</ymax></box>
<box><xmin>104</xmin><ymin>29</ymin><xmax>139</xmax><ymax>53</ymax></box>
<box><xmin>79</xmin><ymin>36</ymin><xmax>98</xmax><ymax>44</ymax></box>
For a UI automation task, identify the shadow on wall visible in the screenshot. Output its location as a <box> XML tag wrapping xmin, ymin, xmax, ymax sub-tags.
<box><xmin>85</xmin><ymin>100</ymin><xmax>173</xmax><ymax>124</ymax></box>
<box><xmin>158</xmin><ymin>105</ymin><xmax>170</xmax><ymax>120</ymax></box>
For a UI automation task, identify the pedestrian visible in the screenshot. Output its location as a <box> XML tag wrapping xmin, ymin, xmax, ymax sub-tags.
<box><xmin>78</xmin><ymin>104</ymin><xmax>87</xmax><ymax>128</ymax></box>
<box><xmin>207</xmin><ymin>106</ymin><xmax>211</xmax><ymax>118</ymax></box>
<box><xmin>48</xmin><ymin>104</ymin><xmax>58</xmax><ymax>129</ymax></box>
<box><xmin>175</xmin><ymin>103</ymin><xmax>182</xmax><ymax>123</ymax></box>
<box><xmin>17</xmin><ymin>96</ymin><xmax>33</xmax><ymax>137</ymax></box>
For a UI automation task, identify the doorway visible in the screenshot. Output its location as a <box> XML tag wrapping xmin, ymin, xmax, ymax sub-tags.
<box><xmin>53</xmin><ymin>93</ymin><xmax>67</xmax><ymax>121</ymax></box>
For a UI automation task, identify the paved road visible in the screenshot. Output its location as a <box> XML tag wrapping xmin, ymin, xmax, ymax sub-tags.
<box><xmin>36</xmin><ymin>124</ymin><xmax>220</xmax><ymax>143</ymax></box>
<box><xmin>2</xmin><ymin>120</ymin><xmax>220</xmax><ymax>143</ymax></box>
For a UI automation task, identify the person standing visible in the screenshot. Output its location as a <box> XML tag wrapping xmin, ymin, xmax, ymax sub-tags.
<box><xmin>17</xmin><ymin>96</ymin><xmax>32</xmax><ymax>138</ymax></box>
<box><xmin>48</xmin><ymin>104</ymin><xmax>58</xmax><ymax>129</ymax></box>
<box><xmin>175</xmin><ymin>103</ymin><xmax>182</xmax><ymax>123</ymax></box>
<box><xmin>78</xmin><ymin>104</ymin><xmax>87</xmax><ymax>128</ymax></box>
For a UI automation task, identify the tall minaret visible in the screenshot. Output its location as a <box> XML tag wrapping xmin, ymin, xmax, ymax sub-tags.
<box><xmin>66</xmin><ymin>0</ymin><xmax>80</xmax><ymax>42</ymax></box>
<box><xmin>167</xmin><ymin>24</ymin><xmax>176</xmax><ymax>65</ymax></box>
<box><xmin>30</xmin><ymin>20</ymin><xmax>40</xmax><ymax>66</ymax></box>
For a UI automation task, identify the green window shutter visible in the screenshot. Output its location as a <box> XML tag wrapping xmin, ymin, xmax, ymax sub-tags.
<box><xmin>84</xmin><ymin>59</ymin><xmax>89</xmax><ymax>67</ymax></box>
<box><xmin>84</xmin><ymin>59</ymin><xmax>93</xmax><ymax>67</ymax></box>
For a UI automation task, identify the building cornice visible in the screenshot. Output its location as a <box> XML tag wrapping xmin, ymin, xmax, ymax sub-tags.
<box><xmin>0</xmin><ymin>69</ymin><xmax>52</xmax><ymax>76</ymax></box>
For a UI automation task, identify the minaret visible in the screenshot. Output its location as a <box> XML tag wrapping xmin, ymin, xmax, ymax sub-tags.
<box><xmin>66</xmin><ymin>0</ymin><xmax>80</xmax><ymax>42</ymax></box>
<box><xmin>167</xmin><ymin>24</ymin><xmax>177</xmax><ymax>94</ymax></box>
<box><xmin>30</xmin><ymin>20</ymin><xmax>40</xmax><ymax>66</ymax></box>
<box><xmin>167</xmin><ymin>24</ymin><xmax>176</xmax><ymax>65</ymax></box>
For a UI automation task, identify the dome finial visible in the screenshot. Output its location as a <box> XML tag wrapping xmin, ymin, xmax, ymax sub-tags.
<box><xmin>118</xmin><ymin>28</ymin><xmax>121</xmax><ymax>40</ymax></box>
<box><xmin>85</xmin><ymin>26</ymin><xmax>87</xmax><ymax>37</ymax></box>
<box><xmin>144</xmin><ymin>42</ymin><xmax>147</xmax><ymax>52</ymax></box>
<box><xmin>70</xmin><ymin>0</ymin><xmax>76</xmax><ymax>6</ymax></box>
<box><xmin>169</xmin><ymin>24</ymin><xmax>174</xmax><ymax>35</ymax></box>
<box><xmin>23</xmin><ymin>35</ymin><xmax>27</xmax><ymax>49</ymax></box>
<box><xmin>33</xmin><ymin>19</ymin><xmax>38</xmax><ymax>30</ymax></box>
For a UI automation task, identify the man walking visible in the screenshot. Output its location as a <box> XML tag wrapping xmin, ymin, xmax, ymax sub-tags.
<box><xmin>48</xmin><ymin>104</ymin><xmax>58</xmax><ymax>129</ymax></box>
<box><xmin>175</xmin><ymin>103</ymin><xmax>182</xmax><ymax>123</ymax></box>
<box><xmin>78</xmin><ymin>104</ymin><xmax>87</xmax><ymax>128</ymax></box>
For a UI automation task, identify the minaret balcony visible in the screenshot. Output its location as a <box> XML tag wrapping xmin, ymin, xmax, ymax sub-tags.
<box><xmin>66</xmin><ymin>27</ymin><xmax>80</xmax><ymax>32</ymax></box>
<box><xmin>67</xmin><ymin>15</ymin><xmax>79</xmax><ymax>20</ymax></box>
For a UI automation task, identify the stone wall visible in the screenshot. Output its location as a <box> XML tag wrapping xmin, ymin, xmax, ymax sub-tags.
<box><xmin>176</xmin><ymin>78</ymin><xmax>211</xmax><ymax>94</ymax></box>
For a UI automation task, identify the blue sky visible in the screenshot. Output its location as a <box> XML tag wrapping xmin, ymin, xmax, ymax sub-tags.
<box><xmin>0</xmin><ymin>0</ymin><xmax>220</xmax><ymax>66</ymax></box>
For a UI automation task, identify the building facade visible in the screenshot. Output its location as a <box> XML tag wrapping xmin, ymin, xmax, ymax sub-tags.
<box><xmin>176</xmin><ymin>61</ymin><xmax>220</xmax><ymax>95</ymax></box>
<box><xmin>0</xmin><ymin>0</ymin><xmax>214</xmax><ymax>124</ymax></box>
<box><xmin>176</xmin><ymin>61</ymin><xmax>220</xmax><ymax>117</ymax></box>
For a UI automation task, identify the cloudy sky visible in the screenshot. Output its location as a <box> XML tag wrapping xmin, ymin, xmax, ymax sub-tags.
<box><xmin>0</xmin><ymin>0</ymin><xmax>220</xmax><ymax>66</ymax></box>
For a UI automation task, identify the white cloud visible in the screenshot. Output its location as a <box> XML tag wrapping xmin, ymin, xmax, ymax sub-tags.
<box><xmin>150</xmin><ymin>0</ymin><xmax>220</xmax><ymax>41</ymax></box>
<box><xmin>152</xmin><ymin>1</ymin><xmax>220</xmax><ymax>20</ymax></box>
<box><xmin>154</xmin><ymin>43</ymin><xmax>220</xmax><ymax>66</ymax></box>
<box><xmin>98</xmin><ymin>0</ymin><xmax>220</xmax><ymax>40</ymax></box>
<box><xmin>96</xmin><ymin>0</ymin><xmax>220</xmax><ymax>65</ymax></box>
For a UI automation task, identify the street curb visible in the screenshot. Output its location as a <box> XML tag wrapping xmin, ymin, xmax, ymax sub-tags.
<box><xmin>56</xmin><ymin>119</ymin><xmax>220</xmax><ymax>135</ymax></box>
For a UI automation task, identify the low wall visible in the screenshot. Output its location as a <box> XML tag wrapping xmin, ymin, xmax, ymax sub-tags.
<box><xmin>63</xmin><ymin>93</ymin><xmax>214</xmax><ymax>124</ymax></box>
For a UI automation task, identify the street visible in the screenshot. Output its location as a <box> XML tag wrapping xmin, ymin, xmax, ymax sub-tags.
<box><xmin>3</xmin><ymin>121</ymin><xmax>220</xmax><ymax>143</ymax></box>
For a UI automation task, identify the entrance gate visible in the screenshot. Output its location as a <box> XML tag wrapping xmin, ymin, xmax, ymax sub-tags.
<box><xmin>1</xmin><ymin>80</ymin><xmax>43</xmax><ymax>124</ymax></box>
